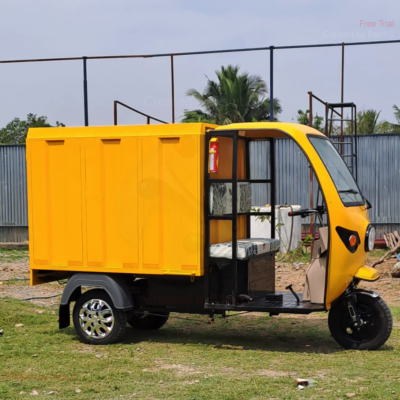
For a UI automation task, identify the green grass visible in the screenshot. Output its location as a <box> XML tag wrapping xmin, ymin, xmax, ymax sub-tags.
<box><xmin>0</xmin><ymin>299</ymin><xmax>399</xmax><ymax>399</ymax></box>
<box><xmin>369</xmin><ymin>248</ymin><xmax>395</xmax><ymax>259</ymax></box>
<box><xmin>0</xmin><ymin>249</ymin><xmax>29</xmax><ymax>263</ymax></box>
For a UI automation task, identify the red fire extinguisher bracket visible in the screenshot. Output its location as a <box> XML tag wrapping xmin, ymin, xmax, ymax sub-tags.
<box><xmin>208</xmin><ymin>138</ymin><xmax>219</xmax><ymax>173</ymax></box>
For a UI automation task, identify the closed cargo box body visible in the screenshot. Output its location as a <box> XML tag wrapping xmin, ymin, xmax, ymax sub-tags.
<box><xmin>27</xmin><ymin>123</ymin><xmax>215</xmax><ymax>284</ymax></box>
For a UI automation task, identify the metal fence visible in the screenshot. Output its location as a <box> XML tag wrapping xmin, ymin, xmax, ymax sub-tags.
<box><xmin>0</xmin><ymin>145</ymin><xmax>28</xmax><ymax>242</ymax></box>
<box><xmin>0</xmin><ymin>135</ymin><xmax>399</xmax><ymax>242</ymax></box>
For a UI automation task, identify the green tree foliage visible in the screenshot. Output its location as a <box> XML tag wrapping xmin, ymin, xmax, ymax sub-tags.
<box><xmin>393</xmin><ymin>104</ymin><xmax>400</xmax><ymax>123</ymax></box>
<box><xmin>377</xmin><ymin>105</ymin><xmax>400</xmax><ymax>133</ymax></box>
<box><xmin>181</xmin><ymin>110</ymin><xmax>215</xmax><ymax>124</ymax></box>
<box><xmin>0</xmin><ymin>114</ymin><xmax>65</xmax><ymax>144</ymax></box>
<box><xmin>342</xmin><ymin>107</ymin><xmax>400</xmax><ymax>135</ymax></box>
<box><xmin>183</xmin><ymin>65</ymin><xmax>281</xmax><ymax>125</ymax></box>
<box><xmin>296</xmin><ymin>109</ymin><xmax>324</xmax><ymax>132</ymax></box>
<box><xmin>356</xmin><ymin>109</ymin><xmax>381</xmax><ymax>134</ymax></box>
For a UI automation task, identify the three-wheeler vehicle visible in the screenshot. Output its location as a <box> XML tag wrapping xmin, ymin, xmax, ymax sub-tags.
<box><xmin>26</xmin><ymin>122</ymin><xmax>392</xmax><ymax>349</ymax></box>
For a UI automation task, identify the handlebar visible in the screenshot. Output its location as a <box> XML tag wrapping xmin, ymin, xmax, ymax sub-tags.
<box><xmin>288</xmin><ymin>209</ymin><xmax>318</xmax><ymax>218</ymax></box>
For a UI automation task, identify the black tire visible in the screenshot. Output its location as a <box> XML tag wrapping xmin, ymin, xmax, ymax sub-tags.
<box><xmin>328</xmin><ymin>293</ymin><xmax>392</xmax><ymax>350</ymax></box>
<box><xmin>127</xmin><ymin>311</ymin><xmax>169</xmax><ymax>330</ymax></box>
<box><xmin>73</xmin><ymin>289</ymin><xmax>127</xmax><ymax>345</ymax></box>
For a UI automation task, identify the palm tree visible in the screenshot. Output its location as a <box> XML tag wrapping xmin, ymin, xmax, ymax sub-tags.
<box><xmin>381</xmin><ymin>105</ymin><xmax>400</xmax><ymax>132</ymax></box>
<box><xmin>343</xmin><ymin>107</ymin><xmax>400</xmax><ymax>135</ymax></box>
<box><xmin>363</xmin><ymin>106</ymin><xmax>400</xmax><ymax>133</ymax></box>
<box><xmin>393</xmin><ymin>104</ymin><xmax>400</xmax><ymax>123</ymax></box>
<box><xmin>183</xmin><ymin>65</ymin><xmax>281</xmax><ymax>125</ymax></box>
<box><xmin>357</xmin><ymin>109</ymin><xmax>381</xmax><ymax>134</ymax></box>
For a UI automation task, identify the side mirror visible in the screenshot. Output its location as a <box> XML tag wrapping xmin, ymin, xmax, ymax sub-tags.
<box><xmin>364</xmin><ymin>197</ymin><xmax>372</xmax><ymax>210</ymax></box>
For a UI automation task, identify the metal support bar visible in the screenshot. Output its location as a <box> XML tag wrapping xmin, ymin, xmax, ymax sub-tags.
<box><xmin>231</xmin><ymin>133</ymin><xmax>238</xmax><ymax>305</ymax></box>
<box><xmin>354</xmin><ymin>104</ymin><xmax>358</xmax><ymax>181</ymax></box>
<box><xmin>83</xmin><ymin>57</ymin><xmax>89</xmax><ymax>126</ymax></box>
<box><xmin>245</xmin><ymin>139</ymin><xmax>251</xmax><ymax>238</ymax></box>
<box><xmin>113</xmin><ymin>100</ymin><xmax>117</xmax><ymax>126</ymax></box>
<box><xmin>171</xmin><ymin>55</ymin><xmax>175</xmax><ymax>123</ymax></box>
<box><xmin>269</xmin><ymin>46</ymin><xmax>274</xmax><ymax>122</ymax></box>
<box><xmin>340</xmin><ymin>42</ymin><xmax>345</xmax><ymax>154</ymax></box>
<box><xmin>113</xmin><ymin>100</ymin><xmax>168</xmax><ymax>125</ymax></box>
<box><xmin>270</xmin><ymin>138</ymin><xmax>276</xmax><ymax>238</ymax></box>
<box><xmin>2</xmin><ymin>39</ymin><xmax>400</xmax><ymax>64</ymax></box>
<box><xmin>309</xmin><ymin>94</ymin><xmax>314</xmax><ymax>245</ymax></box>
<box><xmin>325</xmin><ymin>102</ymin><xmax>328</xmax><ymax>136</ymax></box>
<box><xmin>204</xmin><ymin>133</ymin><xmax>211</xmax><ymax>304</ymax></box>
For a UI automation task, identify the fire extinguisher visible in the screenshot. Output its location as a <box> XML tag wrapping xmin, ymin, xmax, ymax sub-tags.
<box><xmin>208</xmin><ymin>138</ymin><xmax>219</xmax><ymax>173</ymax></box>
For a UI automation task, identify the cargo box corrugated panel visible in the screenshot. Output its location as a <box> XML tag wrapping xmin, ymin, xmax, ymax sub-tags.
<box><xmin>26</xmin><ymin>123</ymin><xmax>216</xmax><ymax>284</ymax></box>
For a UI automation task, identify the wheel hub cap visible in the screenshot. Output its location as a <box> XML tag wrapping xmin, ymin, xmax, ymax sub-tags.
<box><xmin>79</xmin><ymin>299</ymin><xmax>114</xmax><ymax>340</ymax></box>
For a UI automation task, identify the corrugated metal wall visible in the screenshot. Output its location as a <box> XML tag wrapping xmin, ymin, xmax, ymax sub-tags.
<box><xmin>0</xmin><ymin>135</ymin><xmax>399</xmax><ymax>242</ymax></box>
<box><xmin>0</xmin><ymin>145</ymin><xmax>28</xmax><ymax>242</ymax></box>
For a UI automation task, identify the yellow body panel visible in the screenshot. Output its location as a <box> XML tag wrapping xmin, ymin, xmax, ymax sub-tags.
<box><xmin>27</xmin><ymin>123</ymin><xmax>216</xmax><ymax>284</ymax></box>
<box><xmin>355</xmin><ymin>266</ymin><xmax>380</xmax><ymax>281</ymax></box>
<box><xmin>215</xmin><ymin>122</ymin><xmax>371</xmax><ymax>309</ymax></box>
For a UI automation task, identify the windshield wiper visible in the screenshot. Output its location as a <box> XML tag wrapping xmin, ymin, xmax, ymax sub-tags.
<box><xmin>338</xmin><ymin>189</ymin><xmax>359</xmax><ymax>194</ymax></box>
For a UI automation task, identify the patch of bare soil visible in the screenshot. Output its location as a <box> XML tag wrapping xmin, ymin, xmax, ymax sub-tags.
<box><xmin>145</xmin><ymin>363</ymin><xmax>203</xmax><ymax>377</ymax></box>
<box><xmin>0</xmin><ymin>259</ymin><xmax>62</xmax><ymax>306</ymax></box>
<box><xmin>362</xmin><ymin>258</ymin><xmax>400</xmax><ymax>306</ymax></box>
<box><xmin>0</xmin><ymin>261</ymin><xmax>30</xmax><ymax>281</ymax></box>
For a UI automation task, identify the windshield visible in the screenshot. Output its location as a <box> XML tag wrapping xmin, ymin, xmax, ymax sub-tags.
<box><xmin>309</xmin><ymin>136</ymin><xmax>364</xmax><ymax>206</ymax></box>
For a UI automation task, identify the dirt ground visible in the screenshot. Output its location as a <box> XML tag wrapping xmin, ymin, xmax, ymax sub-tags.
<box><xmin>0</xmin><ymin>260</ymin><xmax>62</xmax><ymax>307</ymax></box>
<box><xmin>1</xmin><ymin>253</ymin><xmax>399</xmax><ymax>308</ymax></box>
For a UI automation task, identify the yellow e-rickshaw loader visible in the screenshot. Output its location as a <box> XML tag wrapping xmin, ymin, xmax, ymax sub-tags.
<box><xmin>26</xmin><ymin>122</ymin><xmax>392</xmax><ymax>349</ymax></box>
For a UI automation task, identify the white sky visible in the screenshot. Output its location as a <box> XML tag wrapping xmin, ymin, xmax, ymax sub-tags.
<box><xmin>0</xmin><ymin>0</ymin><xmax>399</xmax><ymax>127</ymax></box>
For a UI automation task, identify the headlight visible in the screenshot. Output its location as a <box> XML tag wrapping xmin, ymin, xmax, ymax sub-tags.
<box><xmin>365</xmin><ymin>225</ymin><xmax>376</xmax><ymax>252</ymax></box>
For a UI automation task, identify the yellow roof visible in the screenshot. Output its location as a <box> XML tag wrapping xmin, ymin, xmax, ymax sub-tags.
<box><xmin>27</xmin><ymin>122</ymin><xmax>217</xmax><ymax>140</ymax></box>
<box><xmin>215</xmin><ymin>121</ymin><xmax>326</xmax><ymax>138</ymax></box>
<box><xmin>27</xmin><ymin>121</ymin><xmax>324</xmax><ymax>140</ymax></box>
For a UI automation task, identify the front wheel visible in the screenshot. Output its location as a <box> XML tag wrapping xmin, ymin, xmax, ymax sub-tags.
<box><xmin>328</xmin><ymin>293</ymin><xmax>392</xmax><ymax>350</ymax></box>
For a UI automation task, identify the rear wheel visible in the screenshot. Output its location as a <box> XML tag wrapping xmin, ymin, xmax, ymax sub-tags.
<box><xmin>328</xmin><ymin>293</ymin><xmax>392</xmax><ymax>350</ymax></box>
<box><xmin>73</xmin><ymin>289</ymin><xmax>127</xmax><ymax>345</ymax></box>
<box><xmin>128</xmin><ymin>311</ymin><xmax>169</xmax><ymax>330</ymax></box>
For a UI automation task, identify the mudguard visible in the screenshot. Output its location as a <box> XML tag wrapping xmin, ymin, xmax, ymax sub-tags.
<box><xmin>59</xmin><ymin>273</ymin><xmax>134</xmax><ymax>329</ymax></box>
<box><xmin>353</xmin><ymin>288</ymin><xmax>380</xmax><ymax>298</ymax></box>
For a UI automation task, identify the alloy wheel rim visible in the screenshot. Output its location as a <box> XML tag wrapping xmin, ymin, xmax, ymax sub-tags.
<box><xmin>79</xmin><ymin>299</ymin><xmax>115</xmax><ymax>339</ymax></box>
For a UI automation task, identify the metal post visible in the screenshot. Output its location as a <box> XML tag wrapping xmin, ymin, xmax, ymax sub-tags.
<box><xmin>83</xmin><ymin>57</ymin><xmax>89</xmax><ymax>126</ymax></box>
<box><xmin>269</xmin><ymin>46</ymin><xmax>274</xmax><ymax>122</ymax></box>
<box><xmin>309</xmin><ymin>93</ymin><xmax>314</xmax><ymax>244</ymax></box>
<box><xmin>325</xmin><ymin>102</ymin><xmax>329</xmax><ymax>136</ymax></box>
<box><xmin>147</xmin><ymin>116</ymin><xmax>150</xmax><ymax>124</ymax></box>
<box><xmin>354</xmin><ymin>104</ymin><xmax>358</xmax><ymax>181</ymax></box>
<box><xmin>203</xmin><ymin>132</ymin><xmax>211</xmax><ymax>304</ymax></box>
<box><xmin>171</xmin><ymin>55</ymin><xmax>175</xmax><ymax>123</ymax></box>
<box><xmin>113</xmin><ymin>100</ymin><xmax>117</xmax><ymax>125</ymax></box>
<box><xmin>270</xmin><ymin>138</ymin><xmax>276</xmax><ymax>238</ymax></box>
<box><xmin>231</xmin><ymin>132</ymin><xmax>238</xmax><ymax>304</ymax></box>
<box><xmin>340</xmin><ymin>42</ymin><xmax>345</xmax><ymax>154</ymax></box>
